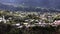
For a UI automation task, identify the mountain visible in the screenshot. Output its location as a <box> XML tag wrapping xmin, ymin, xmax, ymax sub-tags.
<box><xmin>0</xmin><ymin>3</ymin><xmax>60</xmax><ymax>13</ymax></box>
<box><xmin>0</xmin><ymin>0</ymin><xmax>60</xmax><ymax>12</ymax></box>
<box><xmin>0</xmin><ymin>3</ymin><xmax>26</xmax><ymax>11</ymax></box>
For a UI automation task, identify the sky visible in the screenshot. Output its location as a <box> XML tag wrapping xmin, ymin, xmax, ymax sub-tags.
<box><xmin>0</xmin><ymin>0</ymin><xmax>24</xmax><ymax>3</ymax></box>
<box><xmin>0</xmin><ymin>0</ymin><xmax>21</xmax><ymax>6</ymax></box>
<box><xmin>0</xmin><ymin>0</ymin><xmax>60</xmax><ymax>9</ymax></box>
<box><xmin>0</xmin><ymin>0</ymin><xmax>16</xmax><ymax>3</ymax></box>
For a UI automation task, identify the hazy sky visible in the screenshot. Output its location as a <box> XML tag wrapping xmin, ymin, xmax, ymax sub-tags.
<box><xmin>0</xmin><ymin>0</ymin><xmax>60</xmax><ymax>9</ymax></box>
<box><xmin>0</xmin><ymin>0</ymin><xmax>16</xmax><ymax>2</ymax></box>
<box><xmin>0</xmin><ymin>0</ymin><xmax>23</xmax><ymax>3</ymax></box>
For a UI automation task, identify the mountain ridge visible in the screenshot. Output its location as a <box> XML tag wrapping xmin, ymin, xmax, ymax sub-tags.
<box><xmin>0</xmin><ymin>3</ymin><xmax>60</xmax><ymax>12</ymax></box>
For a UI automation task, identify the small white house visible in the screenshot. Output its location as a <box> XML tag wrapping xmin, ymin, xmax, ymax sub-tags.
<box><xmin>0</xmin><ymin>17</ymin><xmax>3</xmax><ymax>22</ymax></box>
<box><xmin>23</xmin><ymin>23</ymin><xmax>28</xmax><ymax>26</ymax></box>
<box><xmin>53</xmin><ymin>20</ymin><xmax>60</xmax><ymax>25</ymax></box>
<box><xmin>0</xmin><ymin>16</ymin><xmax>6</xmax><ymax>23</ymax></box>
<box><xmin>23</xmin><ymin>23</ymin><xmax>28</xmax><ymax>25</ymax></box>
<box><xmin>12</xmin><ymin>23</ymin><xmax>20</xmax><ymax>26</ymax></box>
<box><xmin>39</xmin><ymin>22</ymin><xmax>42</xmax><ymax>24</ymax></box>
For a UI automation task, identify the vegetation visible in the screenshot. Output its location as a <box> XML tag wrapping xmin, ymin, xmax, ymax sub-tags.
<box><xmin>0</xmin><ymin>10</ymin><xmax>60</xmax><ymax>34</ymax></box>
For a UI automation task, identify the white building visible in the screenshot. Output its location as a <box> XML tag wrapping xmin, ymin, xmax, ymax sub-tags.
<box><xmin>0</xmin><ymin>16</ymin><xmax>6</xmax><ymax>23</ymax></box>
<box><xmin>53</xmin><ymin>20</ymin><xmax>60</xmax><ymax>25</ymax></box>
<box><xmin>0</xmin><ymin>17</ymin><xmax>3</xmax><ymax>22</ymax></box>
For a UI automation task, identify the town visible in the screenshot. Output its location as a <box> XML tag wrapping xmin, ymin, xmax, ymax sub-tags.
<box><xmin>0</xmin><ymin>10</ymin><xmax>60</xmax><ymax>34</ymax></box>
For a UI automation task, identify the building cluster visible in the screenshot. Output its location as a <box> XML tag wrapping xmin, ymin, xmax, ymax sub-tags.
<box><xmin>0</xmin><ymin>10</ymin><xmax>60</xmax><ymax>28</ymax></box>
